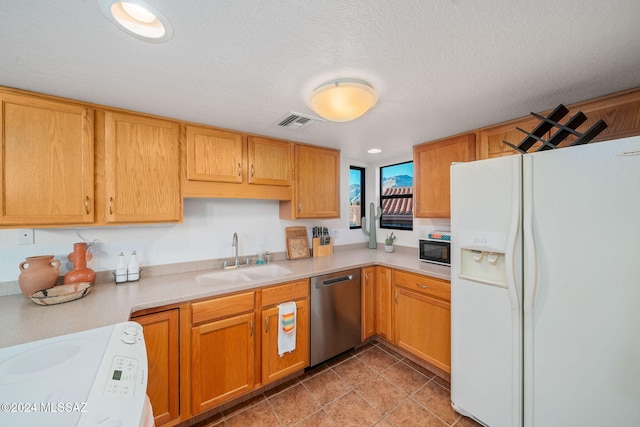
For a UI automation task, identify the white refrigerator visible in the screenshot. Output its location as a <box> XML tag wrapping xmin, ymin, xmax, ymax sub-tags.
<box><xmin>450</xmin><ymin>136</ymin><xmax>640</xmax><ymax>427</ymax></box>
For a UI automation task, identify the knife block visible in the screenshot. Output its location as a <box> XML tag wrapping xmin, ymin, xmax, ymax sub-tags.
<box><xmin>312</xmin><ymin>237</ymin><xmax>333</xmax><ymax>257</ymax></box>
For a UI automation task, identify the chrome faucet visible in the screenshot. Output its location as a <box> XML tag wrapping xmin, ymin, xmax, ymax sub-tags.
<box><xmin>232</xmin><ymin>232</ymin><xmax>239</xmax><ymax>268</ymax></box>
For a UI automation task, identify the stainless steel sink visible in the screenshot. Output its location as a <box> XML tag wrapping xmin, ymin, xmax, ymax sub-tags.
<box><xmin>196</xmin><ymin>264</ymin><xmax>293</xmax><ymax>286</ymax></box>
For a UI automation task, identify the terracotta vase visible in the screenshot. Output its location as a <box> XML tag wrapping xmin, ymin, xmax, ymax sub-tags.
<box><xmin>63</xmin><ymin>242</ymin><xmax>96</xmax><ymax>285</ymax></box>
<box><xmin>18</xmin><ymin>255</ymin><xmax>61</xmax><ymax>298</ymax></box>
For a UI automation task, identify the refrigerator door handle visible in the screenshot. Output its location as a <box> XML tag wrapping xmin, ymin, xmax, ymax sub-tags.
<box><xmin>505</xmin><ymin>155</ymin><xmax>524</xmax><ymax>427</ymax></box>
<box><xmin>522</xmin><ymin>156</ymin><xmax>537</xmax><ymax>316</ymax></box>
<box><xmin>522</xmin><ymin>155</ymin><xmax>536</xmax><ymax>427</ymax></box>
<box><xmin>505</xmin><ymin>157</ymin><xmax>522</xmax><ymax>315</ymax></box>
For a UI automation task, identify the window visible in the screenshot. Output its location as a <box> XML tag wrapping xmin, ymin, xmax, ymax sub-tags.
<box><xmin>380</xmin><ymin>161</ymin><xmax>413</xmax><ymax>230</ymax></box>
<box><xmin>349</xmin><ymin>166</ymin><xmax>365</xmax><ymax>229</ymax></box>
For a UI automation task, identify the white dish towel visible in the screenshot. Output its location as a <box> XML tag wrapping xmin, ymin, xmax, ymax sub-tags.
<box><xmin>277</xmin><ymin>301</ymin><xmax>297</xmax><ymax>356</ymax></box>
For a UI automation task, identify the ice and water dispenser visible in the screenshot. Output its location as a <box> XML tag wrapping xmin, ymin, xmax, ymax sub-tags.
<box><xmin>457</xmin><ymin>231</ymin><xmax>508</xmax><ymax>287</ymax></box>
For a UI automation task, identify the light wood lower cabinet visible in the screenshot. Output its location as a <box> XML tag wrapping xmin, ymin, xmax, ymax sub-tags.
<box><xmin>261</xmin><ymin>280</ymin><xmax>310</xmax><ymax>385</ymax></box>
<box><xmin>392</xmin><ymin>270</ymin><xmax>451</xmax><ymax>373</ymax></box>
<box><xmin>375</xmin><ymin>266</ymin><xmax>393</xmax><ymax>341</ymax></box>
<box><xmin>132</xmin><ymin>309</ymin><xmax>180</xmax><ymax>427</ymax></box>
<box><xmin>361</xmin><ymin>266</ymin><xmax>376</xmax><ymax>340</ymax></box>
<box><xmin>129</xmin><ymin>268</ymin><xmax>452</xmax><ymax>425</ymax></box>
<box><xmin>190</xmin><ymin>292</ymin><xmax>256</xmax><ymax>415</ymax></box>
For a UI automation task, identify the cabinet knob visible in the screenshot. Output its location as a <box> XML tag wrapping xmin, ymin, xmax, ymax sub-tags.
<box><xmin>237</xmin><ymin>163</ymin><xmax>241</xmax><ymax>177</ymax></box>
<box><xmin>109</xmin><ymin>197</ymin><xmax>114</xmax><ymax>215</ymax></box>
<box><xmin>250</xmin><ymin>164</ymin><xmax>255</xmax><ymax>178</ymax></box>
<box><xmin>265</xmin><ymin>317</ymin><xmax>269</xmax><ymax>333</ymax></box>
<box><xmin>249</xmin><ymin>320</ymin><xmax>254</xmax><ymax>337</ymax></box>
<box><xmin>416</xmin><ymin>284</ymin><xmax>429</xmax><ymax>289</ymax></box>
<box><xmin>395</xmin><ymin>291</ymin><xmax>399</xmax><ymax>305</ymax></box>
<box><xmin>84</xmin><ymin>196</ymin><xmax>90</xmax><ymax>214</ymax></box>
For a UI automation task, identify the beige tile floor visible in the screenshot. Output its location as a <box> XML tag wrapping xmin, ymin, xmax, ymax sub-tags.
<box><xmin>193</xmin><ymin>341</ymin><xmax>482</xmax><ymax>426</ymax></box>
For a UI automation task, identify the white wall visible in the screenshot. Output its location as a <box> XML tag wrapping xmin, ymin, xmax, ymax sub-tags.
<box><xmin>0</xmin><ymin>154</ymin><xmax>448</xmax><ymax>286</ymax></box>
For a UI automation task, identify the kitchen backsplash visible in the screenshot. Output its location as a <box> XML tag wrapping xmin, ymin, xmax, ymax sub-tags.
<box><xmin>0</xmin><ymin>198</ymin><xmax>448</xmax><ymax>295</ymax></box>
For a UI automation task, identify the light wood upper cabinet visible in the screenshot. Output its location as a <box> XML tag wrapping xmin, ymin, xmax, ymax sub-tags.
<box><xmin>476</xmin><ymin>116</ymin><xmax>539</xmax><ymax>159</ymax></box>
<box><xmin>182</xmin><ymin>126</ymin><xmax>293</xmax><ymax>200</ymax></box>
<box><xmin>280</xmin><ymin>144</ymin><xmax>340</xmax><ymax>219</ymax></box>
<box><xmin>185</xmin><ymin>125</ymin><xmax>243</xmax><ymax>183</ymax></box>
<box><xmin>0</xmin><ymin>91</ymin><xmax>94</xmax><ymax>226</ymax></box>
<box><xmin>477</xmin><ymin>87</ymin><xmax>640</xmax><ymax>160</ymax></box>
<box><xmin>100</xmin><ymin>111</ymin><xmax>181</xmax><ymax>224</ymax></box>
<box><xmin>248</xmin><ymin>136</ymin><xmax>293</xmax><ymax>186</ymax></box>
<box><xmin>132</xmin><ymin>309</ymin><xmax>180</xmax><ymax>427</ymax></box>
<box><xmin>413</xmin><ymin>133</ymin><xmax>475</xmax><ymax>218</ymax></box>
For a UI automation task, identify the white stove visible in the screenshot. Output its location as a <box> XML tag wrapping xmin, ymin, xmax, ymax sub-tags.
<box><xmin>0</xmin><ymin>321</ymin><xmax>152</xmax><ymax>427</ymax></box>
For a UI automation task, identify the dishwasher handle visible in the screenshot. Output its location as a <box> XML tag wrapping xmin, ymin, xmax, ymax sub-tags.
<box><xmin>321</xmin><ymin>275</ymin><xmax>353</xmax><ymax>286</ymax></box>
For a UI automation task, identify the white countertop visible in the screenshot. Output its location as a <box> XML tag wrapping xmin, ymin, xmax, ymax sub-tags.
<box><xmin>0</xmin><ymin>246</ymin><xmax>450</xmax><ymax>349</ymax></box>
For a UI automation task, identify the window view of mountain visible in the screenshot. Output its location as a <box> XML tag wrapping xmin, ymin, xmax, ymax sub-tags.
<box><xmin>380</xmin><ymin>162</ymin><xmax>414</xmax><ymax>230</ymax></box>
<box><xmin>350</xmin><ymin>183</ymin><xmax>361</xmax><ymax>204</ymax></box>
<box><xmin>382</xmin><ymin>174</ymin><xmax>413</xmax><ymax>190</ymax></box>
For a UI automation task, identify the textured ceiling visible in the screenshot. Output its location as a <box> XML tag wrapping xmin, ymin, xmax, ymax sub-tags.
<box><xmin>2</xmin><ymin>1</ymin><xmax>640</xmax><ymax>163</ymax></box>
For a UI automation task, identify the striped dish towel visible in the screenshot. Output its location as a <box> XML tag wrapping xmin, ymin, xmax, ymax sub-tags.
<box><xmin>278</xmin><ymin>301</ymin><xmax>297</xmax><ymax>356</ymax></box>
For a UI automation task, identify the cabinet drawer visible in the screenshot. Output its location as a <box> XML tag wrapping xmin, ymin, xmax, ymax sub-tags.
<box><xmin>393</xmin><ymin>270</ymin><xmax>450</xmax><ymax>301</ymax></box>
<box><xmin>261</xmin><ymin>279</ymin><xmax>309</xmax><ymax>307</ymax></box>
<box><xmin>192</xmin><ymin>291</ymin><xmax>255</xmax><ymax>325</ymax></box>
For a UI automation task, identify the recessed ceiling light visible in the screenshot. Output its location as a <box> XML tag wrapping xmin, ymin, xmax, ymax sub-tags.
<box><xmin>99</xmin><ymin>0</ymin><xmax>173</xmax><ymax>43</ymax></box>
<box><xmin>368</xmin><ymin>148</ymin><xmax>382</xmax><ymax>154</ymax></box>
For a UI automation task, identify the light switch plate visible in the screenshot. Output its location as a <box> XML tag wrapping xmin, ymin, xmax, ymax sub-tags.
<box><xmin>18</xmin><ymin>229</ymin><xmax>34</xmax><ymax>245</ymax></box>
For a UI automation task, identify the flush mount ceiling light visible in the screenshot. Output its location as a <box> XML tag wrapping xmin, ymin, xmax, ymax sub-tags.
<box><xmin>99</xmin><ymin>0</ymin><xmax>173</xmax><ymax>42</ymax></box>
<box><xmin>308</xmin><ymin>79</ymin><xmax>378</xmax><ymax>122</ymax></box>
<box><xmin>367</xmin><ymin>148</ymin><xmax>382</xmax><ymax>154</ymax></box>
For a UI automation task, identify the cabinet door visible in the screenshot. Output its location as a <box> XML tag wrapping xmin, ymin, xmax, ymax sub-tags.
<box><xmin>394</xmin><ymin>286</ymin><xmax>451</xmax><ymax>373</ymax></box>
<box><xmin>0</xmin><ymin>92</ymin><xmax>94</xmax><ymax>225</ymax></box>
<box><xmin>413</xmin><ymin>133</ymin><xmax>475</xmax><ymax>218</ymax></box>
<box><xmin>476</xmin><ymin>116</ymin><xmax>539</xmax><ymax>160</ymax></box>
<box><xmin>375</xmin><ymin>266</ymin><xmax>393</xmax><ymax>341</ymax></box>
<box><xmin>361</xmin><ymin>266</ymin><xmax>376</xmax><ymax>340</ymax></box>
<box><xmin>293</xmin><ymin>145</ymin><xmax>340</xmax><ymax>218</ymax></box>
<box><xmin>248</xmin><ymin>136</ymin><xmax>293</xmax><ymax>186</ymax></box>
<box><xmin>104</xmin><ymin>111</ymin><xmax>181</xmax><ymax>223</ymax></box>
<box><xmin>261</xmin><ymin>298</ymin><xmax>310</xmax><ymax>385</ymax></box>
<box><xmin>185</xmin><ymin>125</ymin><xmax>244</xmax><ymax>184</ymax></box>
<box><xmin>134</xmin><ymin>310</ymin><xmax>180</xmax><ymax>427</ymax></box>
<box><xmin>191</xmin><ymin>312</ymin><xmax>255</xmax><ymax>414</ymax></box>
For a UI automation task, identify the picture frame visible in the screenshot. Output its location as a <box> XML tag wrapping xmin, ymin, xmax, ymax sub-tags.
<box><xmin>287</xmin><ymin>237</ymin><xmax>310</xmax><ymax>259</ymax></box>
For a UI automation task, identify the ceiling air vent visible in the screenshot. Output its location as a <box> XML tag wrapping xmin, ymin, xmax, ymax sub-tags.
<box><xmin>273</xmin><ymin>112</ymin><xmax>323</xmax><ymax>131</ymax></box>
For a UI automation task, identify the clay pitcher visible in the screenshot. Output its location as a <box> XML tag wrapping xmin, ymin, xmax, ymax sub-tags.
<box><xmin>18</xmin><ymin>255</ymin><xmax>61</xmax><ymax>298</ymax></box>
<box><xmin>63</xmin><ymin>242</ymin><xmax>96</xmax><ymax>285</ymax></box>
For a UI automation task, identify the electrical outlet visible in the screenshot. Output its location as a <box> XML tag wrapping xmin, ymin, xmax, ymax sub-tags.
<box><xmin>332</xmin><ymin>230</ymin><xmax>339</xmax><ymax>239</ymax></box>
<box><xmin>18</xmin><ymin>229</ymin><xmax>34</xmax><ymax>245</ymax></box>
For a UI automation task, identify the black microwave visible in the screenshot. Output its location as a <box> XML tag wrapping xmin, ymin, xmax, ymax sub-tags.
<box><xmin>419</xmin><ymin>232</ymin><xmax>451</xmax><ymax>266</ymax></box>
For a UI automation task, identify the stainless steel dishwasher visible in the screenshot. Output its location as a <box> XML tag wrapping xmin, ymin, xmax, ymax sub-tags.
<box><xmin>310</xmin><ymin>268</ymin><xmax>361</xmax><ymax>366</ymax></box>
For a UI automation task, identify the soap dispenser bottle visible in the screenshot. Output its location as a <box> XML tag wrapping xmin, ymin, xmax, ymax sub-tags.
<box><xmin>127</xmin><ymin>250</ymin><xmax>140</xmax><ymax>281</ymax></box>
<box><xmin>115</xmin><ymin>252</ymin><xmax>127</xmax><ymax>283</ymax></box>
